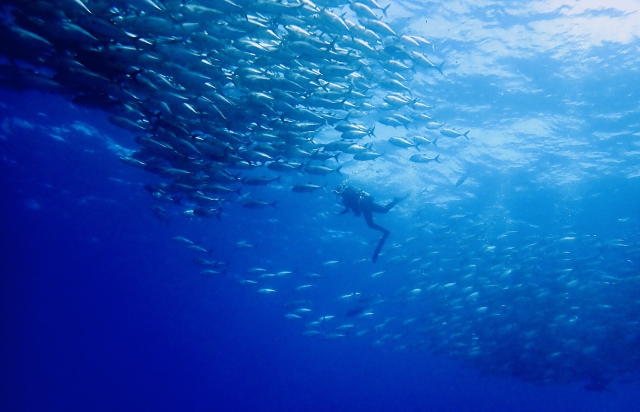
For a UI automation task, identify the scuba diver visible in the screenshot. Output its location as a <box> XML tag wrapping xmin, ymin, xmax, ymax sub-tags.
<box><xmin>333</xmin><ymin>184</ymin><xmax>407</xmax><ymax>263</ymax></box>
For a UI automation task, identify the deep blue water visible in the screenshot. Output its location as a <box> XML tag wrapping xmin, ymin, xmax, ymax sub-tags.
<box><xmin>3</xmin><ymin>0</ymin><xmax>640</xmax><ymax>410</ymax></box>
<box><xmin>2</xmin><ymin>90</ymin><xmax>640</xmax><ymax>411</ymax></box>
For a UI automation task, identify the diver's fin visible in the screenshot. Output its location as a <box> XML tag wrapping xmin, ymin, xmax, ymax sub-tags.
<box><xmin>372</xmin><ymin>232</ymin><xmax>390</xmax><ymax>263</ymax></box>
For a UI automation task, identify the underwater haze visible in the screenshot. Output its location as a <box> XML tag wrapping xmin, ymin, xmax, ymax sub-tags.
<box><xmin>2</xmin><ymin>0</ymin><xmax>640</xmax><ymax>410</ymax></box>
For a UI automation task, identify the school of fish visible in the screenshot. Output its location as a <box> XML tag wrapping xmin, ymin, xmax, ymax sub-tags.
<box><xmin>0</xmin><ymin>0</ymin><xmax>457</xmax><ymax>218</ymax></box>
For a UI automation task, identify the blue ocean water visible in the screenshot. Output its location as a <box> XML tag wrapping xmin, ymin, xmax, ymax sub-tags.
<box><xmin>2</xmin><ymin>1</ymin><xmax>640</xmax><ymax>411</ymax></box>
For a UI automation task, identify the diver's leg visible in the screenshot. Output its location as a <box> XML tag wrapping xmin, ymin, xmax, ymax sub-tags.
<box><xmin>369</xmin><ymin>200</ymin><xmax>396</xmax><ymax>213</ymax></box>
<box><xmin>363</xmin><ymin>210</ymin><xmax>390</xmax><ymax>263</ymax></box>
<box><xmin>369</xmin><ymin>203</ymin><xmax>388</xmax><ymax>213</ymax></box>
<box><xmin>363</xmin><ymin>210</ymin><xmax>390</xmax><ymax>234</ymax></box>
<box><xmin>372</xmin><ymin>195</ymin><xmax>409</xmax><ymax>214</ymax></box>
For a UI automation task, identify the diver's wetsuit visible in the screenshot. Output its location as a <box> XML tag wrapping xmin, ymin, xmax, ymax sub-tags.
<box><xmin>335</xmin><ymin>185</ymin><xmax>405</xmax><ymax>262</ymax></box>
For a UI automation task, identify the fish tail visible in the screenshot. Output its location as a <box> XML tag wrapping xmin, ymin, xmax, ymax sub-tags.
<box><xmin>435</xmin><ymin>154</ymin><xmax>440</xmax><ymax>163</ymax></box>
<box><xmin>381</xmin><ymin>4</ymin><xmax>390</xmax><ymax>18</ymax></box>
<box><xmin>327</xmin><ymin>36</ymin><xmax>338</xmax><ymax>52</ymax></box>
